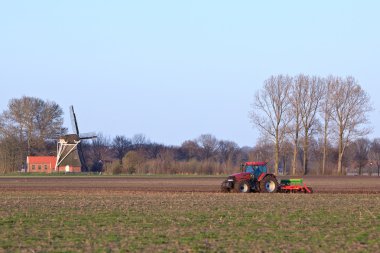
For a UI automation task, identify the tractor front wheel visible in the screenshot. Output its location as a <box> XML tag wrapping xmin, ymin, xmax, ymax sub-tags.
<box><xmin>260</xmin><ymin>176</ymin><xmax>279</xmax><ymax>193</ymax></box>
<box><xmin>221</xmin><ymin>180</ymin><xmax>230</xmax><ymax>193</ymax></box>
<box><xmin>234</xmin><ymin>180</ymin><xmax>251</xmax><ymax>193</ymax></box>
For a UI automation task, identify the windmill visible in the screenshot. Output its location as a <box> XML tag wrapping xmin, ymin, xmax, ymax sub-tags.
<box><xmin>55</xmin><ymin>106</ymin><xmax>97</xmax><ymax>172</ymax></box>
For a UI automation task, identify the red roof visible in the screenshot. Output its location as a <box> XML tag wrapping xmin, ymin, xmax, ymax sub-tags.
<box><xmin>245</xmin><ymin>161</ymin><xmax>267</xmax><ymax>166</ymax></box>
<box><xmin>27</xmin><ymin>156</ymin><xmax>57</xmax><ymax>165</ymax></box>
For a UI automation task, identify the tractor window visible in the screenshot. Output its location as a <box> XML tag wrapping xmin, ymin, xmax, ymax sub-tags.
<box><xmin>245</xmin><ymin>166</ymin><xmax>254</xmax><ymax>173</ymax></box>
<box><xmin>245</xmin><ymin>164</ymin><xmax>268</xmax><ymax>176</ymax></box>
<box><xmin>251</xmin><ymin>165</ymin><xmax>267</xmax><ymax>178</ymax></box>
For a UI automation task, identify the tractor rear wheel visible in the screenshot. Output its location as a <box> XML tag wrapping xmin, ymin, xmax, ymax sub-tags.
<box><xmin>260</xmin><ymin>176</ymin><xmax>278</xmax><ymax>193</ymax></box>
<box><xmin>234</xmin><ymin>180</ymin><xmax>251</xmax><ymax>193</ymax></box>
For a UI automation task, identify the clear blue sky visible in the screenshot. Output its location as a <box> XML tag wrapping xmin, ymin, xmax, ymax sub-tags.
<box><xmin>1</xmin><ymin>1</ymin><xmax>379</xmax><ymax>147</ymax></box>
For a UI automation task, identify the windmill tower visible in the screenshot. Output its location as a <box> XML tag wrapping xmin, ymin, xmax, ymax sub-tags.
<box><xmin>55</xmin><ymin>106</ymin><xmax>97</xmax><ymax>172</ymax></box>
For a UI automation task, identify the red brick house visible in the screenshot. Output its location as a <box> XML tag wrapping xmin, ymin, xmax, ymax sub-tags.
<box><xmin>26</xmin><ymin>156</ymin><xmax>81</xmax><ymax>173</ymax></box>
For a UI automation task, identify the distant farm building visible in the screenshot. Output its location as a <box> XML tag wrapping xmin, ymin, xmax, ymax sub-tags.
<box><xmin>26</xmin><ymin>156</ymin><xmax>81</xmax><ymax>173</ymax></box>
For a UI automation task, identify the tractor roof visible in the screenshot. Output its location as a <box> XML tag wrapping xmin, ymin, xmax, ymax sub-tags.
<box><xmin>245</xmin><ymin>161</ymin><xmax>267</xmax><ymax>166</ymax></box>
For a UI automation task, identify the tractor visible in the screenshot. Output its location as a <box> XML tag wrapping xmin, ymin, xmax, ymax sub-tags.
<box><xmin>221</xmin><ymin>162</ymin><xmax>313</xmax><ymax>193</ymax></box>
<box><xmin>221</xmin><ymin>162</ymin><xmax>278</xmax><ymax>193</ymax></box>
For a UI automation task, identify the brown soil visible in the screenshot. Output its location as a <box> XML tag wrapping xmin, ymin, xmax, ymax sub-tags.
<box><xmin>0</xmin><ymin>175</ymin><xmax>379</xmax><ymax>194</ymax></box>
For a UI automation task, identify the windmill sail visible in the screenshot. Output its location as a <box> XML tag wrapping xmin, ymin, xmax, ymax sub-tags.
<box><xmin>77</xmin><ymin>142</ymin><xmax>89</xmax><ymax>172</ymax></box>
<box><xmin>70</xmin><ymin>105</ymin><xmax>80</xmax><ymax>135</ymax></box>
<box><xmin>79</xmin><ymin>132</ymin><xmax>97</xmax><ymax>140</ymax></box>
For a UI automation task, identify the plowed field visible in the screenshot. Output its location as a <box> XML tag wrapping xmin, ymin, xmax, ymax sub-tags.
<box><xmin>0</xmin><ymin>175</ymin><xmax>379</xmax><ymax>193</ymax></box>
<box><xmin>0</xmin><ymin>176</ymin><xmax>379</xmax><ymax>252</ymax></box>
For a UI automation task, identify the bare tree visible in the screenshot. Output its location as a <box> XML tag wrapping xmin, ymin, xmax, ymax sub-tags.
<box><xmin>132</xmin><ymin>134</ymin><xmax>150</xmax><ymax>149</ymax></box>
<box><xmin>180</xmin><ymin>140</ymin><xmax>201</xmax><ymax>160</ymax></box>
<box><xmin>197</xmin><ymin>134</ymin><xmax>218</xmax><ymax>160</ymax></box>
<box><xmin>290</xmin><ymin>76</ymin><xmax>303</xmax><ymax>175</ymax></box>
<box><xmin>0</xmin><ymin>136</ymin><xmax>23</xmax><ymax>173</ymax></box>
<box><xmin>112</xmin><ymin>135</ymin><xmax>132</xmax><ymax>163</ymax></box>
<box><xmin>1</xmin><ymin>96</ymin><xmax>65</xmax><ymax>155</ymax></box>
<box><xmin>218</xmin><ymin>140</ymin><xmax>239</xmax><ymax>166</ymax></box>
<box><xmin>319</xmin><ymin>76</ymin><xmax>335</xmax><ymax>175</ymax></box>
<box><xmin>299</xmin><ymin>75</ymin><xmax>325</xmax><ymax>175</ymax></box>
<box><xmin>331</xmin><ymin>77</ymin><xmax>372</xmax><ymax>175</ymax></box>
<box><xmin>250</xmin><ymin>137</ymin><xmax>273</xmax><ymax>160</ymax></box>
<box><xmin>144</xmin><ymin>143</ymin><xmax>165</xmax><ymax>160</ymax></box>
<box><xmin>35</xmin><ymin>101</ymin><xmax>66</xmax><ymax>147</ymax></box>
<box><xmin>1</xmin><ymin>97</ymin><xmax>64</xmax><ymax>155</ymax></box>
<box><xmin>369</xmin><ymin>138</ymin><xmax>380</xmax><ymax>176</ymax></box>
<box><xmin>353</xmin><ymin>138</ymin><xmax>370</xmax><ymax>175</ymax></box>
<box><xmin>90</xmin><ymin>133</ymin><xmax>111</xmax><ymax>172</ymax></box>
<box><xmin>280</xmin><ymin>140</ymin><xmax>293</xmax><ymax>175</ymax></box>
<box><xmin>250</xmin><ymin>75</ymin><xmax>292</xmax><ymax>174</ymax></box>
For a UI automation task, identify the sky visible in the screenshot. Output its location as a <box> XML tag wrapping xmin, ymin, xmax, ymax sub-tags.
<box><xmin>0</xmin><ymin>1</ymin><xmax>379</xmax><ymax>147</ymax></box>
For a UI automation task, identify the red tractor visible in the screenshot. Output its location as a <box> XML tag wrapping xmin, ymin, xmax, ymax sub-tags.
<box><xmin>221</xmin><ymin>162</ymin><xmax>313</xmax><ymax>193</ymax></box>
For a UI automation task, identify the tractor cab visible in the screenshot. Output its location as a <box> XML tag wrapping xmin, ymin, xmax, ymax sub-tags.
<box><xmin>241</xmin><ymin>162</ymin><xmax>268</xmax><ymax>179</ymax></box>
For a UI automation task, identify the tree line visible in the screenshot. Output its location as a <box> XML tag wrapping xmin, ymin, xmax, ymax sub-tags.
<box><xmin>0</xmin><ymin>83</ymin><xmax>378</xmax><ymax>175</ymax></box>
<box><xmin>83</xmin><ymin>133</ymin><xmax>247</xmax><ymax>175</ymax></box>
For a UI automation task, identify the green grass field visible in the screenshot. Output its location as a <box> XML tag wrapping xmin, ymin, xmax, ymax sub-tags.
<box><xmin>1</xmin><ymin>191</ymin><xmax>379</xmax><ymax>252</ymax></box>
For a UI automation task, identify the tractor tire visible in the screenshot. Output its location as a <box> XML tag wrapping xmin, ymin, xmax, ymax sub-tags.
<box><xmin>260</xmin><ymin>176</ymin><xmax>279</xmax><ymax>193</ymax></box>
<box><xmin>221</xmin><ymin>180</ymin><xmax>230</xmax><ymax>193</ymax></box>
<box><xmin>234</xmin><ymin>180</ymin><xmax>251</xmax><ymax>193</ymax></box>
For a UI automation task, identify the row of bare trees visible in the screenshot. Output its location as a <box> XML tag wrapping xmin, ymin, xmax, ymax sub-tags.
<box><xmin>251</xmin><ymin>75</ymin><xmax>372</xmax><ymax>175</ymax></box>
<box><xmin>251</xmin><ymin>135</ymin><xmax>380</xmax><ymax>176</ymax></box>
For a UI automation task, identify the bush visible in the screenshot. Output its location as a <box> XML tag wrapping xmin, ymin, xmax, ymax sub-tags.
<box><xmin>110</xmin><ymin>161</ymin><xmax>123</xmax><ymax>175</ymax></box>
<box><xmin>122</xmin><ymin>151</ymin><xmax>144</xmax><ymax>174</ymax></box>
